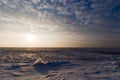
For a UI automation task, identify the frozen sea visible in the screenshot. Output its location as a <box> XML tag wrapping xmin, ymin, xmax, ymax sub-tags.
<box><xmin>0</xmin><ymin>48</ymin><xmax>120</xmax><ymax>80</ymax></box>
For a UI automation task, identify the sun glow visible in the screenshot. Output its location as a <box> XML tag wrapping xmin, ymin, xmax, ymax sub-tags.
<box><xmin>26</xmin><ymin>34</ymin><xmax>35</xmax><ymax>42</ymax></box>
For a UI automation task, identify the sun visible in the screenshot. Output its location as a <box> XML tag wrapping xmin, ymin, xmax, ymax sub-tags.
<box><xmin>26</xmin><ymin>34</ymin><xmax>35</xmax><ymax>42</ymax></box>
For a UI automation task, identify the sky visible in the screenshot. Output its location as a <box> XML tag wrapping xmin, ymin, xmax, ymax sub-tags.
<box><xmin>0</xmin><ymin>0</ymin><xmax>120</xmax><ymax>48</ymax></box>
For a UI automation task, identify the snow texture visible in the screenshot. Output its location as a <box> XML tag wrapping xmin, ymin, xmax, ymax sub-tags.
<box><xmin>0</xmin><ymin>48</ymin><xmax>120</xmax><ymax>80</ymax></box>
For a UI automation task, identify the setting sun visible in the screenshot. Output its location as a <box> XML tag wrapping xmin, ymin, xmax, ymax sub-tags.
<box><xmin>26</xmin><ymin>34</ymin><xmax>35</xmax><ymax>42</ymax></box>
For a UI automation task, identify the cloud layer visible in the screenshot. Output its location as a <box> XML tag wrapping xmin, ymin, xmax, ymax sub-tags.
<box><xmin>0</xmin><ymin>0</ymin><xmax>120</xmax><ymax>47</ymax></box>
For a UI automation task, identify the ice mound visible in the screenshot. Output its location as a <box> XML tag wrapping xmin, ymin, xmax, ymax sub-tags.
<box><xmin>33</xmin><ymin>58</ymin><xmax>48</xmax><ymax>65</ymax></box>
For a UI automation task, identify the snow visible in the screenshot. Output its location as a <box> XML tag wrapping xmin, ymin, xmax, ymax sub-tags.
<box><xmin>0</xmin><ymin>48</ymin><xmax>120</xmax><ymax>80</ymax></box>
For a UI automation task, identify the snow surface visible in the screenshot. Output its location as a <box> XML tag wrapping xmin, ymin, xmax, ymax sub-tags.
<box><xmin>0</xmin><ymin>48</ymin><xmax>120</xmax><ymax>80</ymax></box>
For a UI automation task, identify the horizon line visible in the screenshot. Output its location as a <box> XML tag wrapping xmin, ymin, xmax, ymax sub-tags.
<box><xmin>0</xmin><ymin>46</ymin><xmax>119</xmax><ymax>49</ymax></box>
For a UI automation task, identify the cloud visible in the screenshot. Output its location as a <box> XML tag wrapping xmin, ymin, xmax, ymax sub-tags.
<box><xmin>0</xmin><ymin>0</ymin><xmax>120</xmax><ymax>42</ymax></box>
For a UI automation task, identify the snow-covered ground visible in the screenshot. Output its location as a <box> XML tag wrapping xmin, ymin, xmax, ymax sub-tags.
<box><xmin>0</xmin><ymin>48</ymin><xmax>120</xmax><ymax>80</ymax></box>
